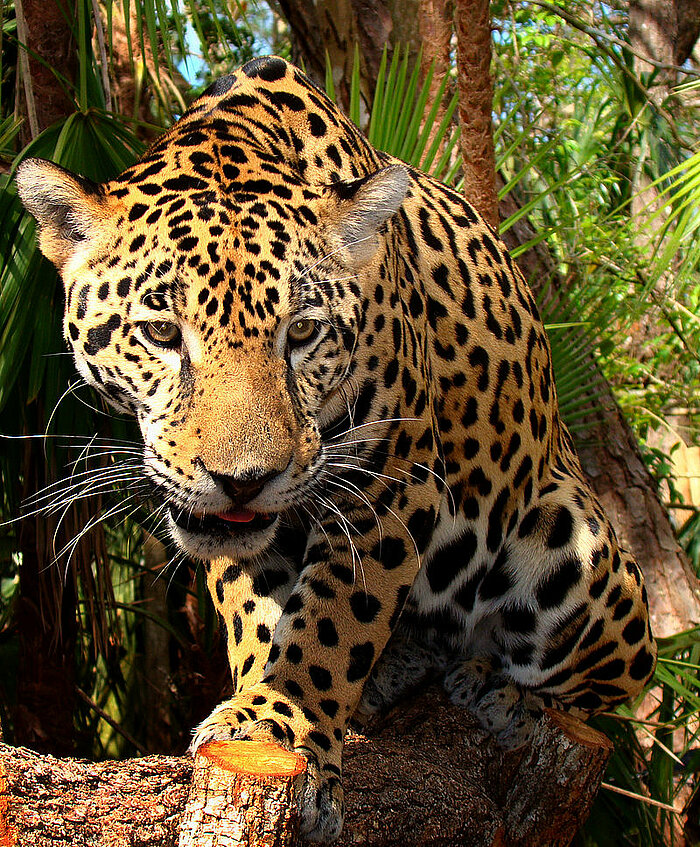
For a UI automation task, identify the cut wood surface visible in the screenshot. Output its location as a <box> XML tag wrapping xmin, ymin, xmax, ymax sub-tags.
<box><xmin>179</xmin><ymin>740</ymin><xmax>307</xmax><ymax>847</ymax></box>
<box><xmin>0</xmin><ymin>689</ymin><xmax>612</xmax><ymax>847</ymax></box>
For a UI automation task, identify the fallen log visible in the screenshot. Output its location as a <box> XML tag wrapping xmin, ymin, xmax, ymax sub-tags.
<box><xmin>0</xmin><ymin>689</ymin><xmax>613</xmax><ymax>847</ymax></box>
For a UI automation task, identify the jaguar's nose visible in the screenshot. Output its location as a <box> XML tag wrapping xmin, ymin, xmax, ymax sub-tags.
<box><xmin>208</xmin><ymin>468</ymin><xmax>279</xmax><ymax>506</ymax></box>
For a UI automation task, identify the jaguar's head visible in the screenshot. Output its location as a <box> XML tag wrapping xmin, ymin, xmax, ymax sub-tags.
<box><xmin>17</xmin><ymin>154</ymin><xmax>409</xmax><ymax>560</ymax></box>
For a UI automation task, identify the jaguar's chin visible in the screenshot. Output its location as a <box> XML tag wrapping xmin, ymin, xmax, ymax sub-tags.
<box><xmin>167</xmin><ymin>506</ymin><xmax>280</xmax><ymax>560</ymax></box>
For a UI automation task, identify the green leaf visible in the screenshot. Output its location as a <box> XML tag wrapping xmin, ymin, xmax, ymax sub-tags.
<box><xmin>348</xmin><ymin>44</ymin><xmax>361</xmax><ymax>128</ymax></box>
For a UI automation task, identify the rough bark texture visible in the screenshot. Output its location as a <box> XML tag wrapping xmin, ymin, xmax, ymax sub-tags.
<box><xmin>178</xmin><ymin>742</ymin><xmax>306</xmax><ymax>847</ymax></box>
<box><xmin>16</xmin><ymin>0</ymin><xmax>76</xmax><ymax>143</ymax></box>
<box><xmin>418</xmin><ymin>0</ymin><xmax>454</xmax><ymax>158</ymax></box>
<box><xmin>276</xmin><ymin>0</ymin><xmax>420</xmax><ymax>119</ymax></box>
<box><xmin>501</xmin><ymin>711</ymin><xmax>614</xmax><ymax>846</ymax></box>
<box><xmin>453</xmin><ymin>0</ymin><xmax>499</xmax><ymax>229</ymax></box>
<box><xmin>0</xmin><ymin>742</ymin><xmax>192</xmax><ymax>846</ymax></box>
<box><xmin>339</xmin><ymin>695</ymin><xmax>611</xmax><ymax>847</ymax></box>
<box><xmin>0</xmin><ymin>689</ymin><xmax>611</xmax><ymax>847</ymax></box>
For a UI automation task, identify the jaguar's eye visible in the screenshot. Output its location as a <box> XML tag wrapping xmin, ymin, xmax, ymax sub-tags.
<box><xmin>142</xmin><ymin>320</ymin><xmax>182</xmax><ymax>349</ymax></box>
<box><xmin>287</xmin><ymin>318</ymin><xmax>318</xmax><ymax>349</ymax></box>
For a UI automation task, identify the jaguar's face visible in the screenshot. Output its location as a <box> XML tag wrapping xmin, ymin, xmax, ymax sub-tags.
<box><xmin>16</xmin><ymin>156</ymin><xmax>409</xmax><ymax>560</ymax></box>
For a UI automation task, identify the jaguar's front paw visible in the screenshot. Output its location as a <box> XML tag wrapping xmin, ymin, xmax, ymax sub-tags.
<box><xmin>190</xmin><ymin>697</ymin><xmax>290</xmax><ymax>751</ymax></box>
<box><xmin>297</xmin><ymin>758</ymin><xmax>344</xmax><ymax>843</ymax></box>
<box><xmin>190</xmin><ymin>686</ymin><xmax>345</xmax><ymax>842</ymax></box>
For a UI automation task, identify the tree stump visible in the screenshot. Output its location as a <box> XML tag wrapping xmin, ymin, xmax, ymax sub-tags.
<box><xmin>178</xmin><ymin>741</ymin><xmax>306</xmax><ymax>847</ymax></box>
<box><xmin>0</xmin><ymin>689</ymin><xmax>613</xmax><ymax>846</ymax></box>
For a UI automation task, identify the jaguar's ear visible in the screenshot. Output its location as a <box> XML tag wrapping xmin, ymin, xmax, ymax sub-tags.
<box><xmin>16</xmin><ymin>157</ymin><xmax>105</xmax><ymax>271</ymax></box>
<box><xmin>329</xmin><ymin>164</ymin><xmax>410</xmax><ymax>267</ymax></box>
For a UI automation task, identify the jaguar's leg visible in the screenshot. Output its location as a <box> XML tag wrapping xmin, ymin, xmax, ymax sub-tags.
<box><xmin>192</xmin><ymin>471</ymin><xmax>439</xmax><ymax>842</ymax></box>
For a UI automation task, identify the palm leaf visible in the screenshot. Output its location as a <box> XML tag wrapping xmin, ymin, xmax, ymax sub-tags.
<box><xmin>332</xmin><ymin>46</ymin><xmax>461</xmax><ymax>185</ymax></box>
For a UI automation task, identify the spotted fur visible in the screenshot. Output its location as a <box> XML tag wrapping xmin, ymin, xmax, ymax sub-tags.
<box><xmin>17</xmin><ymin>56</ymin><xmax>655</xmax><ymax>842</ymax></box>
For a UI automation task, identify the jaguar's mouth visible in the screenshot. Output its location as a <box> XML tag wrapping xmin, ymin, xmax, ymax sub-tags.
<box><xmin>169</xmin><ymin>506</ymin><xmax>277</xmax><ymax>536</ymax></box>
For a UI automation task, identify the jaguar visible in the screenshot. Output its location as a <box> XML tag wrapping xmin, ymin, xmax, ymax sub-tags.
<box><xmin>17</xmin><ymin>56</ymin><xmax>655</xmax><ymax>842</ymax></box>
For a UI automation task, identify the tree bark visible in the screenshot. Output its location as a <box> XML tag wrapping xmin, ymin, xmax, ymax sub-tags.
<box><xmin>418</xmin><ymin>0</ymin><xmax>454</xmax><ymax>158</ymax></box>
<box><xmin>0</xmin><ymin>741</ymin><xmax>192</xmax><ymax>846</ymax></box>
<box><xmin>15</xmin><ymin>0</ymin><xmax>76</xmax><ymax>144</ymax></box>
<box><xmin>0</xmin><ymin>689</ymin><xmax>611</xmax><ymax>847</ymax></box>
<box><xmin>629</xmin><ymin>0</ymin><xmax>700</xmax><ymax>85</ymax></box>
<box><xmin>501</xmin><ymin>711</ymin><xmax>614</xmax><ymax>846</ymax></box>
<box><xmin>277</xmin><ymin>0</ymin><xmax>421</xmax><ymax>119</ymax></box>
<box><xmin>453</xmin><ymin>0</ymin><xmax>499</xmax><ymax>228</ymax></box>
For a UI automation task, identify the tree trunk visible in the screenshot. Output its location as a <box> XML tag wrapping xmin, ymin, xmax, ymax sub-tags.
<box><xmin>0</xmin><ymin>689</ymin><xmax>612</xmax><ymax>847</ymax></box>
<box><xmin>453</xmin><ymin>0</ymin><xmax>499</xmax><ymax>228</ymax></box>
<box><xmin>674</xmin><ymin>2</ymin><xmax>700</xmax><ymax>69</ymax></box>
<box><xmin>277</xmin><ymin>0</ymin><xmax>421</xmax><ymax>118</ymax></box>
<box><xmin>15</xmin><ymin>0</ymin><xmax>76</xmax><ymax>144</ymax></box>
<box><xmin>418</xmin><ymin>0</ymin><xmax>454</xmax><ymax>159</ymax></box>
<box><xmin>629</xmin><ymin>0</ymin><xmax>700</xmax><ymax>86</ymax></box>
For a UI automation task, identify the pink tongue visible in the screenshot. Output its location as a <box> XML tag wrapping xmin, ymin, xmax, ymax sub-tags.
<box><xmin>216</xmin><ymin>509</ymin><xmax>257</xmax><ymax>523</ymax></box>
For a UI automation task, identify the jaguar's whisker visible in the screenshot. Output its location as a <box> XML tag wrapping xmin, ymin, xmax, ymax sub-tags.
<box><xmin>322</xmin><ymin>464</ymin><xmax>420</xmax><ymax>565</ymax></box>
<box><xmin>322</xmin><ymin>471</ymin><xmax>385</xmax><ymax>546</ymax></box>
<box><xmin>22</xmin><ymin>467</ymin><xmax>145</xmax><ymax>511</ymax></box>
